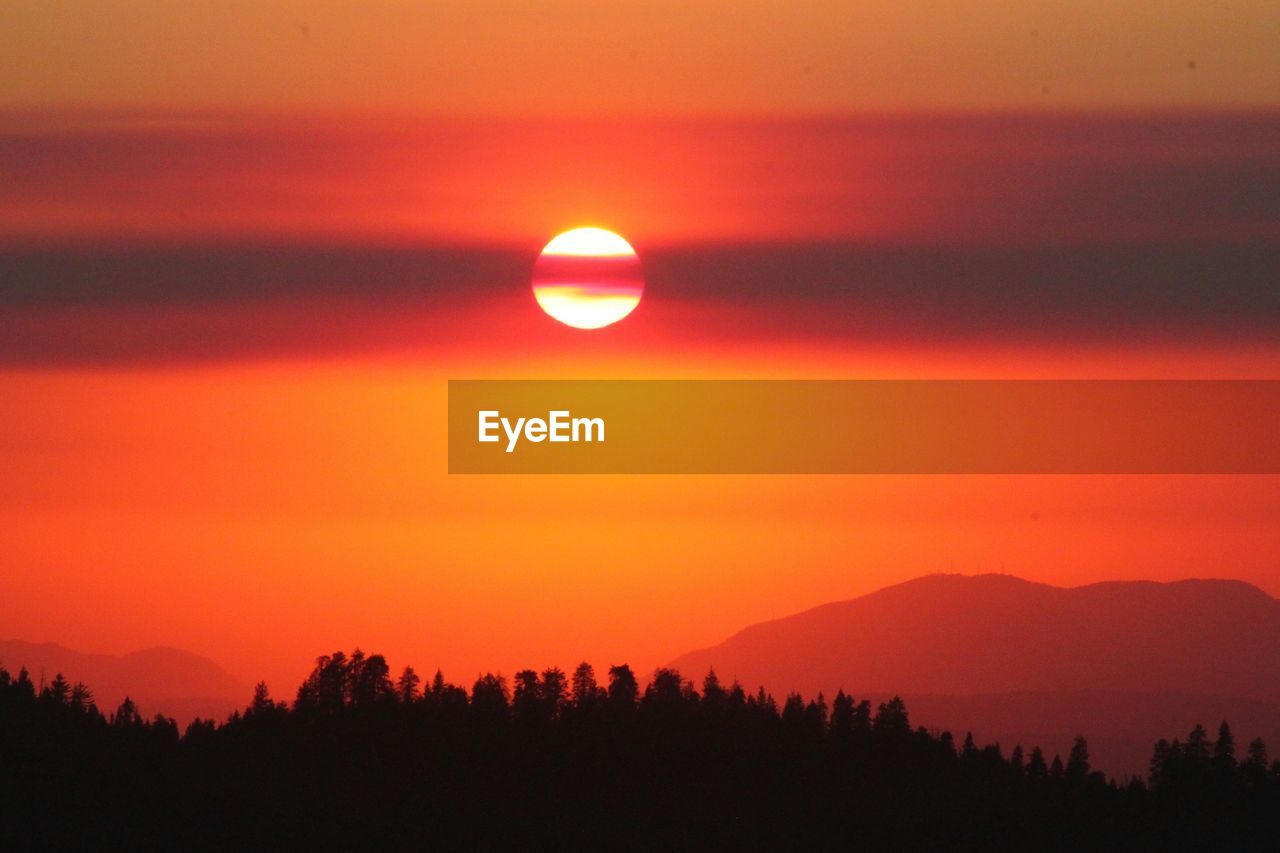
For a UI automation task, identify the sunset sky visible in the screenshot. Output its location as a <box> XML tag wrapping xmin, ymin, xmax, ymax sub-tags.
<box><xmin>3</xmin><ymin>0</ymin><xmax>1278</xmax><ymax>113</ymax></box>
<box><xmin>1</xmin><ymin>2</ymin><xmax>1277</xmax><ymax>696</ymax></box>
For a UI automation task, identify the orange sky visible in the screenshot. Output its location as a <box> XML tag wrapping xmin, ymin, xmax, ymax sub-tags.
<box><xmin>2</xmin><ymin>0</ymin><xmax>1278</xmax><ymax>114</ymax></box>
<box><xmin>1</xmin><ymin>3</ymin><xmax>1278</xmax><ymax>698</ymax></box>
<box><xmin>2</xmin><ymin>111</ymin><xmax>1279</xmax><ymax>693</ymax></box>
<box><xmin>2</xmin><ymin>112</ymin><xmax>1277</xmax><ymax>693</ymax></box>
<box><xmin>2</xmin><ymin>332</ymin><xmax>1278</xmax><ymax>692</ymax></box>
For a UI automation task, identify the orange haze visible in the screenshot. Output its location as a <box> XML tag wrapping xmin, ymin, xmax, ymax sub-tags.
<box><xmin>1</xmin><ymin>69</ymin><xmax>1278</xmax><ymax>698</ymax></box>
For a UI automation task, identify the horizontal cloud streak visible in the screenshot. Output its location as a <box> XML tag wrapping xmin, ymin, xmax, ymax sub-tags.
<box><xmin>2</xmin><ymin>113</ymin><xmax>1278</xmax><ymax>246</ymax></box>
<box><xmin>0</xmin><ymin>241</ymin><xmax>1276</xmax><ymax>366</ymax></box>
<box><xmin>1</xmin><ymin>112</ymin><xmax>1276</xmax><ymax>365</ymax></box>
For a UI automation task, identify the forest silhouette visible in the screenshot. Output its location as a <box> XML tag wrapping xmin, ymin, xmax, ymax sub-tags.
<box><xmin>3</xmin><ymin>650</ymin><xmax>1279</xmax><ymax>850</ymax></box>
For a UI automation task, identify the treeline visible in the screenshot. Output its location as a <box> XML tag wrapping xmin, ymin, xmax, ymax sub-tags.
<box><xmin>2</xmin><ymin>651</ymin><xmax>1279</xmax><ymax>850</ymax></box>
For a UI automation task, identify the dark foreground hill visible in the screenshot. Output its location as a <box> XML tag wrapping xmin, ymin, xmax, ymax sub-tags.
<box><xmin>3</xmin><ymin>652</ymin><xmax>1279</xmax><ymax>850</ymax></box>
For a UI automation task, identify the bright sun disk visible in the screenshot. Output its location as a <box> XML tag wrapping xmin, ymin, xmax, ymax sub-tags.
<box><xmin>532</xmin><ymin>227</ymin><xmax>644</xmax><ymax>329</ymax></box>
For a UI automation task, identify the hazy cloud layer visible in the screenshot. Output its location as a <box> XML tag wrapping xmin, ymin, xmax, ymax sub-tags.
<box><xmin>1</xmin><ymin>114</ymin><xmax>1277</xmax><ymax>365</ymax></box>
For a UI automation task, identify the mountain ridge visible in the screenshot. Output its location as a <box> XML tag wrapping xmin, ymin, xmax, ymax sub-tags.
<box><xmin>670</xmin><ymin>572</ymin><xmax>1280</xmax><ymax>701</ymax></box>
<box><xmin>0</xmin><ymin>639</ymin><xmax>246</xmax><ymax>723</ymax></box>
<box><xmin>669</xmin><ymin>573</ymin><xmax>1280</xmax><ymax>777</ymax></box>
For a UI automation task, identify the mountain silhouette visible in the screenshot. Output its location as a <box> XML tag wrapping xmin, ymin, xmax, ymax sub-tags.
<box><xmin>0</xmin><ymin>639</ymin><xmax>244</xmax><ymax>723</ymax></box>
<box><xmin>670</xmin><ymin>574</ymin><xmax>1280</xmax><ymax>776</ymax></box>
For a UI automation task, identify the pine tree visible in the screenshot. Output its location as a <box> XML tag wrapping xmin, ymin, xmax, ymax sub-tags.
<box><xmin>1187</xmin><ymin>724</ymin><xmax>1210</xmax><ymax>760</ymax></box>
<box><xmin>472</xmin><ymin>673</ymin><xmax>510</xmax><ymax>721</ymax></box>
<box><xmin>571</xmin><ymin>661</ymin><xmax>602</xmax><ymax>708</ymax></box>
<box><xmin>1027</xmin><ymin>746</ymin><xmax>1048</xmax><ymax>780</ymax></box>
<box><xmin>396</xmin><ymin>666</ymin><xmax>421</xmax><ymax>703</ymax></box>
<box><xmin>873</xmin><ymin>696</ymin><xmax>910</xmax><ymax>736</ymax></box>
<box><xmin>1213</xmin><ymin>721</ymin><xmax>1236</xmax><ymax>768</ymax></box>
<box><xmin>512</xmin><ymin>669</ymin><xmax>542</xmax><ymax>720</ymax></box>
<box><xmin>249</xmin><ymin>681</ymin><xmax>275</xmax><ymax>716</ymax></box>
<box><xmin>69</xmin><ymin>681</ymin><xmax>93</xmax><ymax>712</ymax></box>
<box><xmin>607</xmin><ymin>664</ymin><xmax>638</xmax><ymax>710</ymax></box>
<box><xmin>1067</xmin><ymin>736</ymin><xmax>1091</xmax><ymax>780</ymax></box>
<box><xmin>829</xmin><ymin>690</ymin><xmax>854</xmax><ymax>735</ymax></box>
<box><xmin>541</xmin><ymin>667</ymin><xmax>568</xmax><ymax>718</ymax></box>
<box><xmin>112</xmin><ymin>696</ymin><xmax>141</xmax><ymax>728</ymax></box>
<box><xmin>701</xmin><ymin>669</ymin><xmax>725</xmax><ymax>710</ymax></box>
<box><xmin>1246</xmin><ymin>737</ymin><xmax>1268</xmax><ymax>769</ymax></box>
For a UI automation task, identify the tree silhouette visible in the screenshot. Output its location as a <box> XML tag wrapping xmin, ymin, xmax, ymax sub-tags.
<box><xmin>45</xmin><ymin>673</ymin><xmax>71</xmax><ymax>705</ymax></box>
<box><xmin>471</xmin><ymin>672</ymin><xmax>509</xmax><ymax>722</ymax></box>
<box><xmin>644</xmin><ymin>668</ymin><xmax>685</xmax><ymax>706</ymax></box>
<box><xmin>1213</xmin><ymin>721</ymin><xmax>1236</xmax><ymax>768</ymax></box>
<box><xmin>571</xmin><ymin>661</ymin><xmax>604</xmax><ymax>709</ymax></box>
<box><xmin>350</xmin><ymin>652</ymin><xmax>393</xmax><ymax>707</ymax></box>
<box><xmin>1027</xmin><ymin>746</ymin><xmax>1048</xmax><ymax>780</ymax></box>
<box><xmin>112</xmin><ymin>696</ymin><xmax>140</xmax><ymax>728</ymax></box>
<box><xmin>248</xmin><ymin>681</ymin><xmax>276</xmax><ymax>716</ymax></box>
<box><xmin>701</xmin><ymin>668</ymin><xmax>725</xmax><ymax>710</ymax></box>
<box><xmin>1009</xmin><ymin>744</ymin><xmax>1025</xmax><ymax>774</ymax></box>
<box><xmin>540</xmin><ymin>667</ymin><xmax>567</xmax><ymax>718</ymax></box>
<box><xmin>3</xmin><ymin>654</ymin><xmax>1279</xmax><ymax>850</ymax></box>
<box><xmin>961</xmin><ymin>731</ymin><xmax>978</xmax><ymax>759</ymax></box>
<box><xmin>1187</xmin><ymin>723</ymin><xmax>1211</xmax><ymax>760</ymax></box>
<box><xmin>512</xmin><ymin>669</ymin><xmax>541</xmax><ymax>720</ymax></box>
<box><xmin>1067</xmin><ymin>735</ymin><xmax>1091</xmax><ymax>779</ymax></box>
<box><xmin>872</xmin><ymin>696</ymin><xmax>910</xmax><ymax>736</ymax></box>
<box><xmin>396</xmin><ymin>665</ymin><xmax>421</xmax><ymax>703</ymax></box>
<box><xmin>68</xmin><ymin>681</ymin><xmax>93</xmax><ymax>712</ymax></box>
<box><xmin>606</xmin><ymin>663</ymin><xmax>638</xmax><ymax>711</ymax></box>
<box><xmin>1246</xmin><ymin>737</ymin><xmax>1268</xmax><ymax>769</ymax></box>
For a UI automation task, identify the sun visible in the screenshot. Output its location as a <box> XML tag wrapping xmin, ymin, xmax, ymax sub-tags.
<box><xmin>532</xmin><ymin>227</ymin><xmax>643</xmax><ymax>329</ymax></box>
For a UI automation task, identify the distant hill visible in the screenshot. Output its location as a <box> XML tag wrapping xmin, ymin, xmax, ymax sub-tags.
<box><xmin>670</xmin><ymin>574</ymin><xmax>1280</xmax><ymax>777</ymax></box>
<box><xmin>0</xmin><ymin>640</ymin><xmax>246</xmax><ymax>724</ymax></box>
